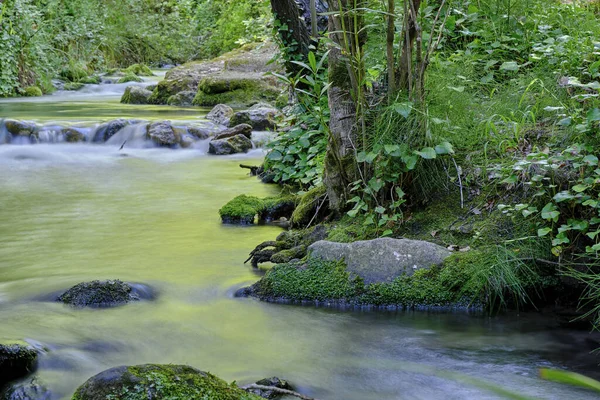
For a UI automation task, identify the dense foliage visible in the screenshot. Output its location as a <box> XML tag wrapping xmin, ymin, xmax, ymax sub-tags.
<box><xmin>0</xmin><ymin>0</ymin><xmax>271</xmax><ymax>96</ymax></box>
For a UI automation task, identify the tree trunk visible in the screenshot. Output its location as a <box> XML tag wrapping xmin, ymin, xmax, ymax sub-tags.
<box><xmin>323</xmin><ymin>1</ymin><xmax>362</xmax><ymax>214</ymax></box>
<box><xmin>270</xmin><ymin>0</ymin><xmax>328</xmax><ymax>76</ymax></box>
<box><xmin>397</xmin><ymin>0</ymin><xmax>422</xmax><ymax>91</ymax></box>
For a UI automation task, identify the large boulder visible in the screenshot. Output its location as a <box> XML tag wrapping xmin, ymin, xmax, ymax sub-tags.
<box><xmin>209</xmin><ymin>134</ymin><xmax>253</xmax><ymax>155</ymax></box>
<box><xmin>120</xmin><ymin>86</ymin><xmax>153</xmax><ymax>105</ymax></box>
<box><xmin>93</xmin><ymin>119</ymin><xmax>131</xmax><ymax>143</ymax></box>
<box><xmin>72</xmin><ymin>364</ymin><xmax>262</xmax><ymax>400</ymax></box>
<box><xmin>206</xmin><ymin>104</ymin><xmax>234</xmax><ymax>126</ymax></box>
<box><xmin>187</xmin><ymin>122</ymin><xmax>224</xmax><ymax>140</ymax></box>
<box><xmin>147</xmin><ymin>76</ymin><xmax>198</xmax><ymax>105</ymax></box>
<box><xmin>213</xmin><ymin>124</ymin><xmax>252</xmax><ymax>140</ymax></box>
<box><xmin>229</xmin><ymin>105</ymin><xmax>281</xmax><ymax>131</ymax></box>
<box><xmin>146</xmin><ymin>121</ymin><xmax>181</xmax><ymax>147</ymax></box>
<box><xmin>0</xmin><ymin>378</ymin><xmax>51</xmax><ymax>400</ymax></box>
<box><xmin>192</xmin><ymin>75</ymin><xmax>280</xmax><ymax>108</ymax></box>
<box><xmin>56</xmin><ymin>280</ymin><xmax>154</xmax><ymax>308</ymax></box>
<box><xmin>308</xmin><ymin>238</ymin><xmax>451</xmax><ymax>284</ymax></box>
<box><xmin>0</xmin><ymin>343</ymin><xmax>38</xmax><ymax>387</ymax></box>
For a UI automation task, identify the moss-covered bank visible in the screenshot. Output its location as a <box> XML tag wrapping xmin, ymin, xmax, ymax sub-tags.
<box><xmin>219</xmin><ymin>195</ymin><xmax>298</xmax><ymax>224</ymax></box>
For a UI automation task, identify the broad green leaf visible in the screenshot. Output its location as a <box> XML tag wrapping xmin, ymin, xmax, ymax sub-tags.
<box><xmin>384</xmin><ymin>144</ymin><xmax>400</xmax><ymax>155</ymax></box>
<box><xmin>393</xmin><ymin>102</ymin><xmax>413</xmax><ymax>118</ymax></box>
<box><xmin>500</xmin><ymin>61</ymin><xmax>519</xmax><ymax>71</ymax></box>
<box><xmin>553</xmin><ymin>191</ymin><xmax>575</xmax><ymax>203</ymax></box>
<box><xmin>540</xmin><ymin>369</ymin><xmax>600</xmax><ymax>393</ymax></box>
<box><xmin>586</xmin><ymin>108</ymin><xmax>600</xmax><ymax>122</ymax></box>
<box><xmin>572</xmin><ymin>184</ymin><xmax>589</xmax><ymax>193</ymax></box>
<box><xmin>538</xmin><ymin>227</ymin><xmax>552</xmax><ymax>237</ymax></box>
<box><xmin>583</xmin><ymin>155</ymin><xmax>599</xmax><ymax>166</ymax></box>
<box><xmin>541</xmin><ymin>203</ymin><xmax>560</xmax><ymax>222</ymax></box>
<box><xmin>267</xmin><ymin>150</ymin><xmax>283</xmax><ymax>161</ymax></box>
<box><xmin>435</xmin><ymin>141</ymin><xmax>455</xmax><ymax>155</ymax></box>
<box><xmin>415</xmin><ymin>147</ymin><xmax>437</xmax><ymax>160</ymax></box>
<box><xmin>403</xmin><ymin>154</ymin><xmax>418</xmax><ymax>170</ymax></box>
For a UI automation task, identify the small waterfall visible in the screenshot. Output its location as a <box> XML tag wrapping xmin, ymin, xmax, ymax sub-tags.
<box><xmin>106</xmin><ymin>123</ymin><xmax>151</xmax><ymax>148</ymax></box>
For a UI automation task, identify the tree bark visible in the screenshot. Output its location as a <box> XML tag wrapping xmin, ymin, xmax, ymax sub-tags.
<box><xmin>397</xmin><ymin>0</ymin><xmax>422</xmax><ymax>91</ymax></box>
<box><xmin>323</xmin><ymin>1</ymin><xmax>362</xmax><ymax>213</ymax></box>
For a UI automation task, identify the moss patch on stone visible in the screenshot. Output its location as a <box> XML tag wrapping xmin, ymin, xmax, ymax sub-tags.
<box><xmin>290</xmin><ymin>186</ymin><xmax>327</xmax><ymax>227</ymax></box>
<box><xmin>72</xmin><ymin>364</ymin><xmax>261</xmax><ymax>400</ymax></box>
<box><xmin>63</xmin><ymin>82</ymin><xmax>85</xmax><ymax>91</ymax></box>
<box><xmin>246</xmin><ymin>254</ymin><xmax>485</xmax><ymax>309</ymax></box>
<box><xmin>78</xmin><ymin>75</ymin><xmax>101</xmax><ymax>84</ymax></box>
<box><xmin>219</xmin><ymin>195</ymin><xmax>298</xmax><ymax>225</ymax></box>
<box><xmin>23</xmin><ymin>86</ymin><xmax>42</xmax><ymax>97</ymax></box>
<box><xmin>193</xmin><ymin>77</ymin><xmax>280</xmax><ymax>108</ymax></box>
<box><xmin>123</xmin><ymin>63</ymin><xmax>154</xmax><ymax>76</ymax></box>
<box><xmin>148</xmin><ymin>77</ymin><xmax>196</xmax><ymax>105</ymax></box>
<box><xmin>117</xmin><ymin>73</ymin><xmax>143</xmax><ymax>84</ymax></box>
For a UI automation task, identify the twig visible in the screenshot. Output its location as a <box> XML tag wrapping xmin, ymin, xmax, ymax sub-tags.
<box><xmin>306</xmin><ymin>193</ymin><xmax>328</xmax><ymax>229</ymax></box>
<box><xmin>119</xmin><ymin>140</ymin><xmax>127</xmax><ymax>151</ymax></box>
<box><xmin>240</xmin><ymin>384</ymin><xmax>319</xmax><ymax>400</ymax></box>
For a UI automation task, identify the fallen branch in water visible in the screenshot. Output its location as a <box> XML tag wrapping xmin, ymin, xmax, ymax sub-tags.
<box><xmin>119</xmin><ymin>140</ymin><xmax>127</xmax><ymax>151</ymax></box>
<box><xmin>240</xmin><ymin>384</ymin><xmax>319</xmax><ymax>400</ymax></box>
<box><xmin>240</xmin><ymin>164</ymin><xmax>261</xmax><ymax>176</ymax></box>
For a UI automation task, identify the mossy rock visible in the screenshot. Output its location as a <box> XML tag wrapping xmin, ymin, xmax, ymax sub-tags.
<box><xmin>219</xmin><ymin>195</ymin><xmax>298</xmax><ymax>224</ymax></box>
<box><xmin>0</xmin><ymin>343</ymin><xmax>38</xmax><ymax>386</ymax></box>
<box><xmin>23</xmin><ymin>86</ymin><xmax>42</xmax><ymax>97</ymax></box>
<box><xmin>3</xmin><ymin>120</ymin><xmax>38</xmax><ymax>137</ymax></box>
<box><xmin>240</xmin><ymin>255</ymin><xmax>480</xmax><ymax>309</ymax></box>
<box><xmin>166</xmin><ymin>90</ymin><xmax>196</xmax><ymax>106</ymax></box>
<box><xmin>1</xmin><ymin>377</ymin><xmax>51</xmax><ymax>400</ymax></box>
<box><xmin>63</xmin><ymin>82</ymin><xmax>85</xmax><ymax>91</ymax></box>
<box><xmin>78</xmin><ymin>76</ymin><xmax>101</xmax><ymax>84</ymax></box>
<box><xmin>120</xmin><ymin>86</ymin><xmax>153</xmax><ymax>105</ymax></box>
<box><xmin>192</xmin><ymin>77</ymin><xmax>280</xmax><ymax>108</ymax></box>
<box><xmin>56</xmin><ymin>280</ymin><xmax>153</xmax><ymax>308</ymax></box>
<box><xmin>72</xmin><ymin>364</ymin><xmax>262</xmax><ymax>400</ymax></box>
<box><xmin>219</xmin><ymin>195</ymin><xmax>265</xmax><ymax>224</ymax></box>
<box><xmin>291</xmin><ymin>186</ymin><xmax>327</xmax><ymax>228</ymax></box>
<box><xmin>61</xmin><ymin>128</ymin><xmax>86</xmax><ymax>143</ymax></box>
<box><xmin>117</xmin><ymin>73</ymin><xmax>143</xmax><ymax>84</ymax></box>
<box><xmin>148</xmin><ymin>77</ymin><xmax>196</xmax><ymax>105</ymax></box>
<box><xmin>123</xmin><ymin>63</ymin><xmax>154</xmax><ymax>77</ymax></box>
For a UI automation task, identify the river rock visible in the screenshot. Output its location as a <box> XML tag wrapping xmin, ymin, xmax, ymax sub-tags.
<box><xmin>229</xmin><ymin>104</ymin><xmax>281</xmax><ymax>131</ymax></box>
<box><xmin>206</xmin><ymin>104</ymin><xmax>234</xmax><ymax>126</ymax></box>
<box><xmin>246</xmin><ymin>377</ymin><xmax>293</xmax><ymax>399</ymax></box>
<box><xmin>4</xmin><ymin>120</ymin><xmax>37</xmax><ymax>137</ymax></box>
<box><xmin>73</xmin><ymin>364</ymin><xmax>262</xmax><ymax>400</ymax></box>
<box><xmin>213</xmin><ymin>124</ymin><xmax>252</xmax><ymax>140</ymax></box>
<box><xmin>0</xmin><ymin>343</ymin><xmax>38</xmax><ymax>387</ymax></box>
<box><xmin>120</xmin><ymin>86</ymin><xmax>153</xmax><ymax>105</ymax></box>
<box><xmin>61</xmin><ymin>128</ymin><xmax>86</xmax><ymax>143</ymax></box>
<box><xmin>209</xmin><ymin>134</ymin><xmax>253</xmax><ymax>155</ymax></box>
<box><xmin>0</xmin><ymin>378</ymin><xmax>51</xmax><ymax>400</ymax></box>
<box><xmin>167</xmin><ymin>90</ymin><xmax>196</xmax><ymax>106</ymax></box>
<box><xmin>146</xmin><ymin>121</ymin><xmax>180</xmax><ymax>147</ymax></box>
<box><xmin>93</xmin><ymin>119</ymin><xmax>131</xmax><ymax>142</ymax></box>
<box><xmin>307</xmin><ymin>238</ymin><xmax>452</xmax><ymax>284</ymax></box>
<box><xmin>56</xmin><ymin>280</ymin><xmax>154</xmax><ymax>308</ymax></box>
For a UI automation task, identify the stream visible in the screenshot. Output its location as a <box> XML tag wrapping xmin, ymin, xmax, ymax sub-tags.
<box><xmin>0</xmin><ymin>80</ymin><xmax>599</xmax><ymax>400</ymax></box>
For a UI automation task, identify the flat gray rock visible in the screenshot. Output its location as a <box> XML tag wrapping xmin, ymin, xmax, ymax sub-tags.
<box><xmin>307</xmin><ymin>238</ymin><xmax>451</xmax><ymax>284</ymax></box>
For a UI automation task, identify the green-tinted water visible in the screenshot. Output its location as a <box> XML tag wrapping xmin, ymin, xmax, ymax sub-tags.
<box><xmin>0</xmin><ymin>91</ymin><xmax>599</xmax><ymax>400</ymax></box>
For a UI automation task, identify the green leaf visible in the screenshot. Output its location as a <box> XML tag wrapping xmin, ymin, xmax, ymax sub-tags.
<box><xmin>415</xmin><ymin>147</ymin><xmax>437</xmax><ymax>160</ymax></box>
<box><xmin>375</xmin><ymin>206</ymin><xmax>386</xmax><ymax>214</ymax></box>
<box><xmin>384</xmin><ymin>144</ymin><xmax>400</xmax><ymax>155</ymax></box>
<box><xmin>500</xmin><ymin>61</ymin><xmax>519</xmax><ymax>71</ymax></box>
<box><xmin>583</xmin><ymin>155</ymin><xmax>599</xmax><ymax>166</ymax></box>
<box><xmin>347</xmin><ymin>209</ymin><xmax>359</xmax><ymax>218</ymax></box>
<box><xmin>403</xmin><ymin>155</ymin><xmax>418</xmax><ymax>170</ymax></box>
<box><xmin>540</xmin><ymin>369</ymin><xmax>600</xmax><ymax>393</ymax></box>
<box><xmin>541</xmin><ymin>203</ymin><xmax>560</xmax><ymax>222</ymax></box>
<box><xmin>447</xmin><ymin>86</ymin><xmax>465</xmax><ymax>92</ymax></box>
<box><xmin>572</xmin><ymin>184</ymin><xmax>589</xmax><ymax>193</ymax></box>
<box><xmin>586</xmin><ymin>108</ymin><xmax>600</xmax><ymax>123</ymax></box>
<box><xmin>434</xmin><ymin>141</ymin><xmax>455</xmax><ymax>155</ymax></box>
<box><xmin>538</xmin><ymin>227</ymin><xmax>552</xmax><ymax>237</ymax></box>
<box><xmin>382</xmin><ymin>230</ymin><xmax>393</xmax><ymax>237</ymax></box>
<box><xmin>267</xmin><ymin>150</ymin><xmax>283</xmax><ymax>161</ymax></box>
<box><xmin>393</xmin><ymin>102</ymin><xmax>413</xmax><ymax>118</ymax></box>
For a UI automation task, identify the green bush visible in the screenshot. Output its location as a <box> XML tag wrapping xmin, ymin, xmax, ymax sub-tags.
<box><xmin>23</xmin><ymin>86</ymin><xmax>42</xmax><ymax>97</ymax></box>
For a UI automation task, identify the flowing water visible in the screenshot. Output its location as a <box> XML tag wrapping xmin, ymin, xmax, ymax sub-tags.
<box><xmin>1</xmin><ymin>83</ymin><xmax>599</xmax><ymax>400</ymax></box>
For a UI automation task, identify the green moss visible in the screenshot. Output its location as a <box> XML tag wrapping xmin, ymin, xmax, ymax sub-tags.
<box><xmin>290</xmin><ymin>185</ymin><xmax>327</xmax><ymax>227</ymax></box>
<box><xmin>219</xmin><ymin>195</ymin><xmax>298</xmax><ymax>224</ymax></box>
<box><xmin>59</xmin><ymin>63</ymin><xmax>89</xmax><ymax>82</ymax></box>
<box><xmin>72</xmin><ymin>364</ymin><xmax>261</xmax><ymax>400</ymax></box>
<box><xmin>78</xmin><ymin>75</ymin><xmax>101</xmax><ymax>84</ymax></box>
<box><xmin>148</xmin><ymin>77</ymin><xmax>195</xmax><ymax>104</ymax></box>
<box><xmin>118</xmin><ymin>73</ymin><xmax>143</xmax><ymax>84</ymax></box>
<box><xmin>193</xmin><ymin>78</ymin><xmax>279</xmax><ymax>107</ymax></box>
<box><xmin>123</xmin><ymin>63</ymin><xmax>154</xmax><ymax>76</ymax></box>
<box><xmin>23</xmin><ymin>86</ymin><xmax>42</xmax><ymax>97</ymax></box>
<box><xmin>63</xmin><ymin>82</ymin><xmax>85</xmax><ymax>91</ymax></box>
<box><xmin>250</xmin><ymin>254</ymin><xmax>483</xmax><ymax>308</ymax></box>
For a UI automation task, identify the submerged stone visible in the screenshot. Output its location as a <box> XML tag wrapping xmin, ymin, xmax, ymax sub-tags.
<box><xmin>246</xmin><ymin>377</ymin><xmax>293</xmax><ymax>399</ymax></box>
<box><xmin>0</xmin><ymin>343</ymin><xmax>38</xmax><ymax>387</ymax></box>
<box><xmin>72</xmin><ymin>364</ymin><xmax>262</xmax><ymax>400</ymax></box>
<box><xmin>308</xmin><ymin>238</ymin><xmax>451</xmax><ymax>284</ymax></box>
<box><xmin>61</xmin><ymin>128</ymin><xmax>86</xmax><ymax>143</ymax></box>
<box><xmin>56</xmin><ymin>280</ymin><xmax>154</xmax><ymax>308</ymax></box>
<box><xmin>0</xmin><ymin>378</ymin><xmax>51</xmax><ymax>400</ymax></box>
<box><xmin>166</xmin><ymin>90</ymin><xmax>196</xmax><ymax>106</ymax></box>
